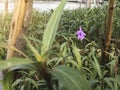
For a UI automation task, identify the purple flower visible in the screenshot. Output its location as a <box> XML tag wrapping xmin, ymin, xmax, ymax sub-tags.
<box><xmin>75</xmin><ymin>27</ymin><xmax>86</xmax><ymax>41</ymax></box>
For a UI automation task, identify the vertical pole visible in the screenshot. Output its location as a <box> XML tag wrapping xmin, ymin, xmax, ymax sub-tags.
<box><xmin>14</xmin><ymin>0</ymin><xmax>33</xmax><ymax>57</ymax></box>
<box><xmin>87</xmin><ymin>0</ymin><xmax>92</xmax><ymax>7</ymax></box>
<box><xmin>6</xmin><ymin>0</ymin><xmax>27</xmax><ymax>59</ymax></box>
<box><xmin>102</xmin><ymin>0</ymin><xmax>115</xmax><ymax>64</ymax></box>
<box><xmin>2</xmin><ymin>0</ymin><xmax>8</xmax><ymax>22</ymax></box>
<box><xmin>3</xmin><ymin>0</ymin><xmax>8</xmax><ymax>17</ymax></box>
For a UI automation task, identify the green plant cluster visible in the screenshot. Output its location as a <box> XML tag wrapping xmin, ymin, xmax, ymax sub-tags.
<box><xmin>0</xmin><ymin>1</ymin><xmax>120</xmax><ymax>90</ymax></box>
<box><xmin>0</xmin><ymin>14</ymin><xmax>12</xmax><ymax>59</ymax></box>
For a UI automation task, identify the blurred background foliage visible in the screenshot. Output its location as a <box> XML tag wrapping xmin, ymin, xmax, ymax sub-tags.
<box><xmin>0</xmin><ymin>2</ymin><xmax>120</xmax><ymax>59</ymax></box>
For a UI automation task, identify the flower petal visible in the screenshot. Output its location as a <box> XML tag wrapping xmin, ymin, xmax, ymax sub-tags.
<box><xmin>76</xmin><ymin>27</ymin><xmax>86</xmax><ymax>41</ymax></box>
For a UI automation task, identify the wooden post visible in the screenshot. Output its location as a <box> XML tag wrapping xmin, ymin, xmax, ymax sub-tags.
<box><xmin>102</xmin><ymin>0</ymin><xmax>115</xmax><ymax>64</ymax></box>
<box><xmin>87</xmin><ymin>0</ymin><xmax>92</xmax><ymax>7</ymax></box>
<box><xmin>3</xmin><ymin>0</ymin><xmax>8</xmax><ymax>17</ymax></box>
<box><xmin>14</xmin><ymin>0</ymin><xmax>33</xmax><ymax>57</ymax></box>
<box><xmin>6</xmin><ymin>0</ymin><xmax>27</xmax><ymax>59</ymax></box>
<box><xmin>2</xmin><ymin>0</ymin><xmax>8</xmax><ymax>22</ymax></box>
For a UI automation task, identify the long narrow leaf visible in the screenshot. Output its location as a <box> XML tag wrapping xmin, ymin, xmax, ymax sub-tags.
<box><xmin>41</xmin><ymin>0</ymin><xmax>67</xmax><ymax>55</ymax></box>
<box><xmin>24</xmin><ymin>36</ymin><xmax>42</xmax><ymax>62</ymax></box>
<box><xmin>0</xmin><ymin>58</ymin><xmax>33</xmax><ymax>70</ymax></box>
<box><xmin>92</xmin><ymin>47</ymin><xmax>102</xmax><ymax>78</ymax></box>
<box><xmin>72</xmin><ymin>45</ymin><xmax>82</xmax><ymax>70</ymax></box>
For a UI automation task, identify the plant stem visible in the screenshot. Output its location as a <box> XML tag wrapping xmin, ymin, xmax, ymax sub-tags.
<box><xmin>39</xmin><ymin>63</ymin><xmax>53</xmax><ymax>90</ymax></box>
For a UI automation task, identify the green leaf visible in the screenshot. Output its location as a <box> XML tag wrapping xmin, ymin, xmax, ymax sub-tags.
<box><xmin>104</xmin><ymin>77</ymin><xmax>114</xmax><ymax>90</ymax></box>
<box><xmin>25</xmin><ymin>78</ymin><xmax>39</xmax><ymax>89</ymax></box>
<box><xmin>24</xmin><ymin>36</ymin><xmax>42</xmax><ymax>62</ymax></box>
<box><xmin>92</xmin><ymin>54</ymin><xmax>102</xmax><ymax>78</ymax></box>
<box><xmin>72</xmin><ymin>45</ymin><xmax>82</xmax><ymax>70</ymax></box>
<box><xmin>3</xmin><ymin>71</ymin><xmax>13</xmax><ymax>90</ymax></box>
<box><xmin>41</xmin><ymin>0</ymin><xmax>67</xmax><ymax>55</ymax></box>
<box><xmin>65</xmin><ymin>59</ymin><xmax>79</xmax><ymax>68</ymax></box>
<box><xmin>51</xmin><ymin>65</ymin><xmax>92</xmax><ymax>90</ymax></box>
<box><xmin>115</xmin><ymin>75</ymin><xmax>120</xmax><ymax>87</ymax></box>
<box><xmin>12</xmin><ymin>79</ymin><xmax>23</xmax><ymax>88</ymax></box>
<box><xmin>0</xmin><ymin>58</ymin><xmax>33</xmax><ymax>70</ymax></box>
<box><xmin>91</xmin><ymin>47</ymin><xmax>102</xmax><ymax>79</ymax></box>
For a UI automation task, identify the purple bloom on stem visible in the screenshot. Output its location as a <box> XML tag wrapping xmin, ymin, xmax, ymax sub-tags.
<box><xmin>75</xmin><ymin>27</ymin><xmax>86</xmax><ymax>41</ymax></box>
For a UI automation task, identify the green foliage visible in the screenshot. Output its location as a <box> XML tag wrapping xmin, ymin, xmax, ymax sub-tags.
<box><xmin>1</xmin><ymin>1</ymin><xmax>68</xmax><ymax>90</ymax></box>
<box><xmin>0</xmin><ymin>1</ymin><xmax>120</xmax><ymax>90</ymax></box>
<box><xmin>51</xmin><ymin>65</ymin><xmax>92</xmax><ymax>90</ymax></box>
<box><xmin>9</xmin><ymin>63</ymin><xmax>48</xmax><ymax>90</ymax></box>
<box><xmin>0</xmin><ymin>14</ymin><xmax>12</xmax><ymax>59</ymax></box>
<box><xmin>3</xmin><ymin>71</ymin><xmax>13</xmax><ymax>90</ymax></box>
